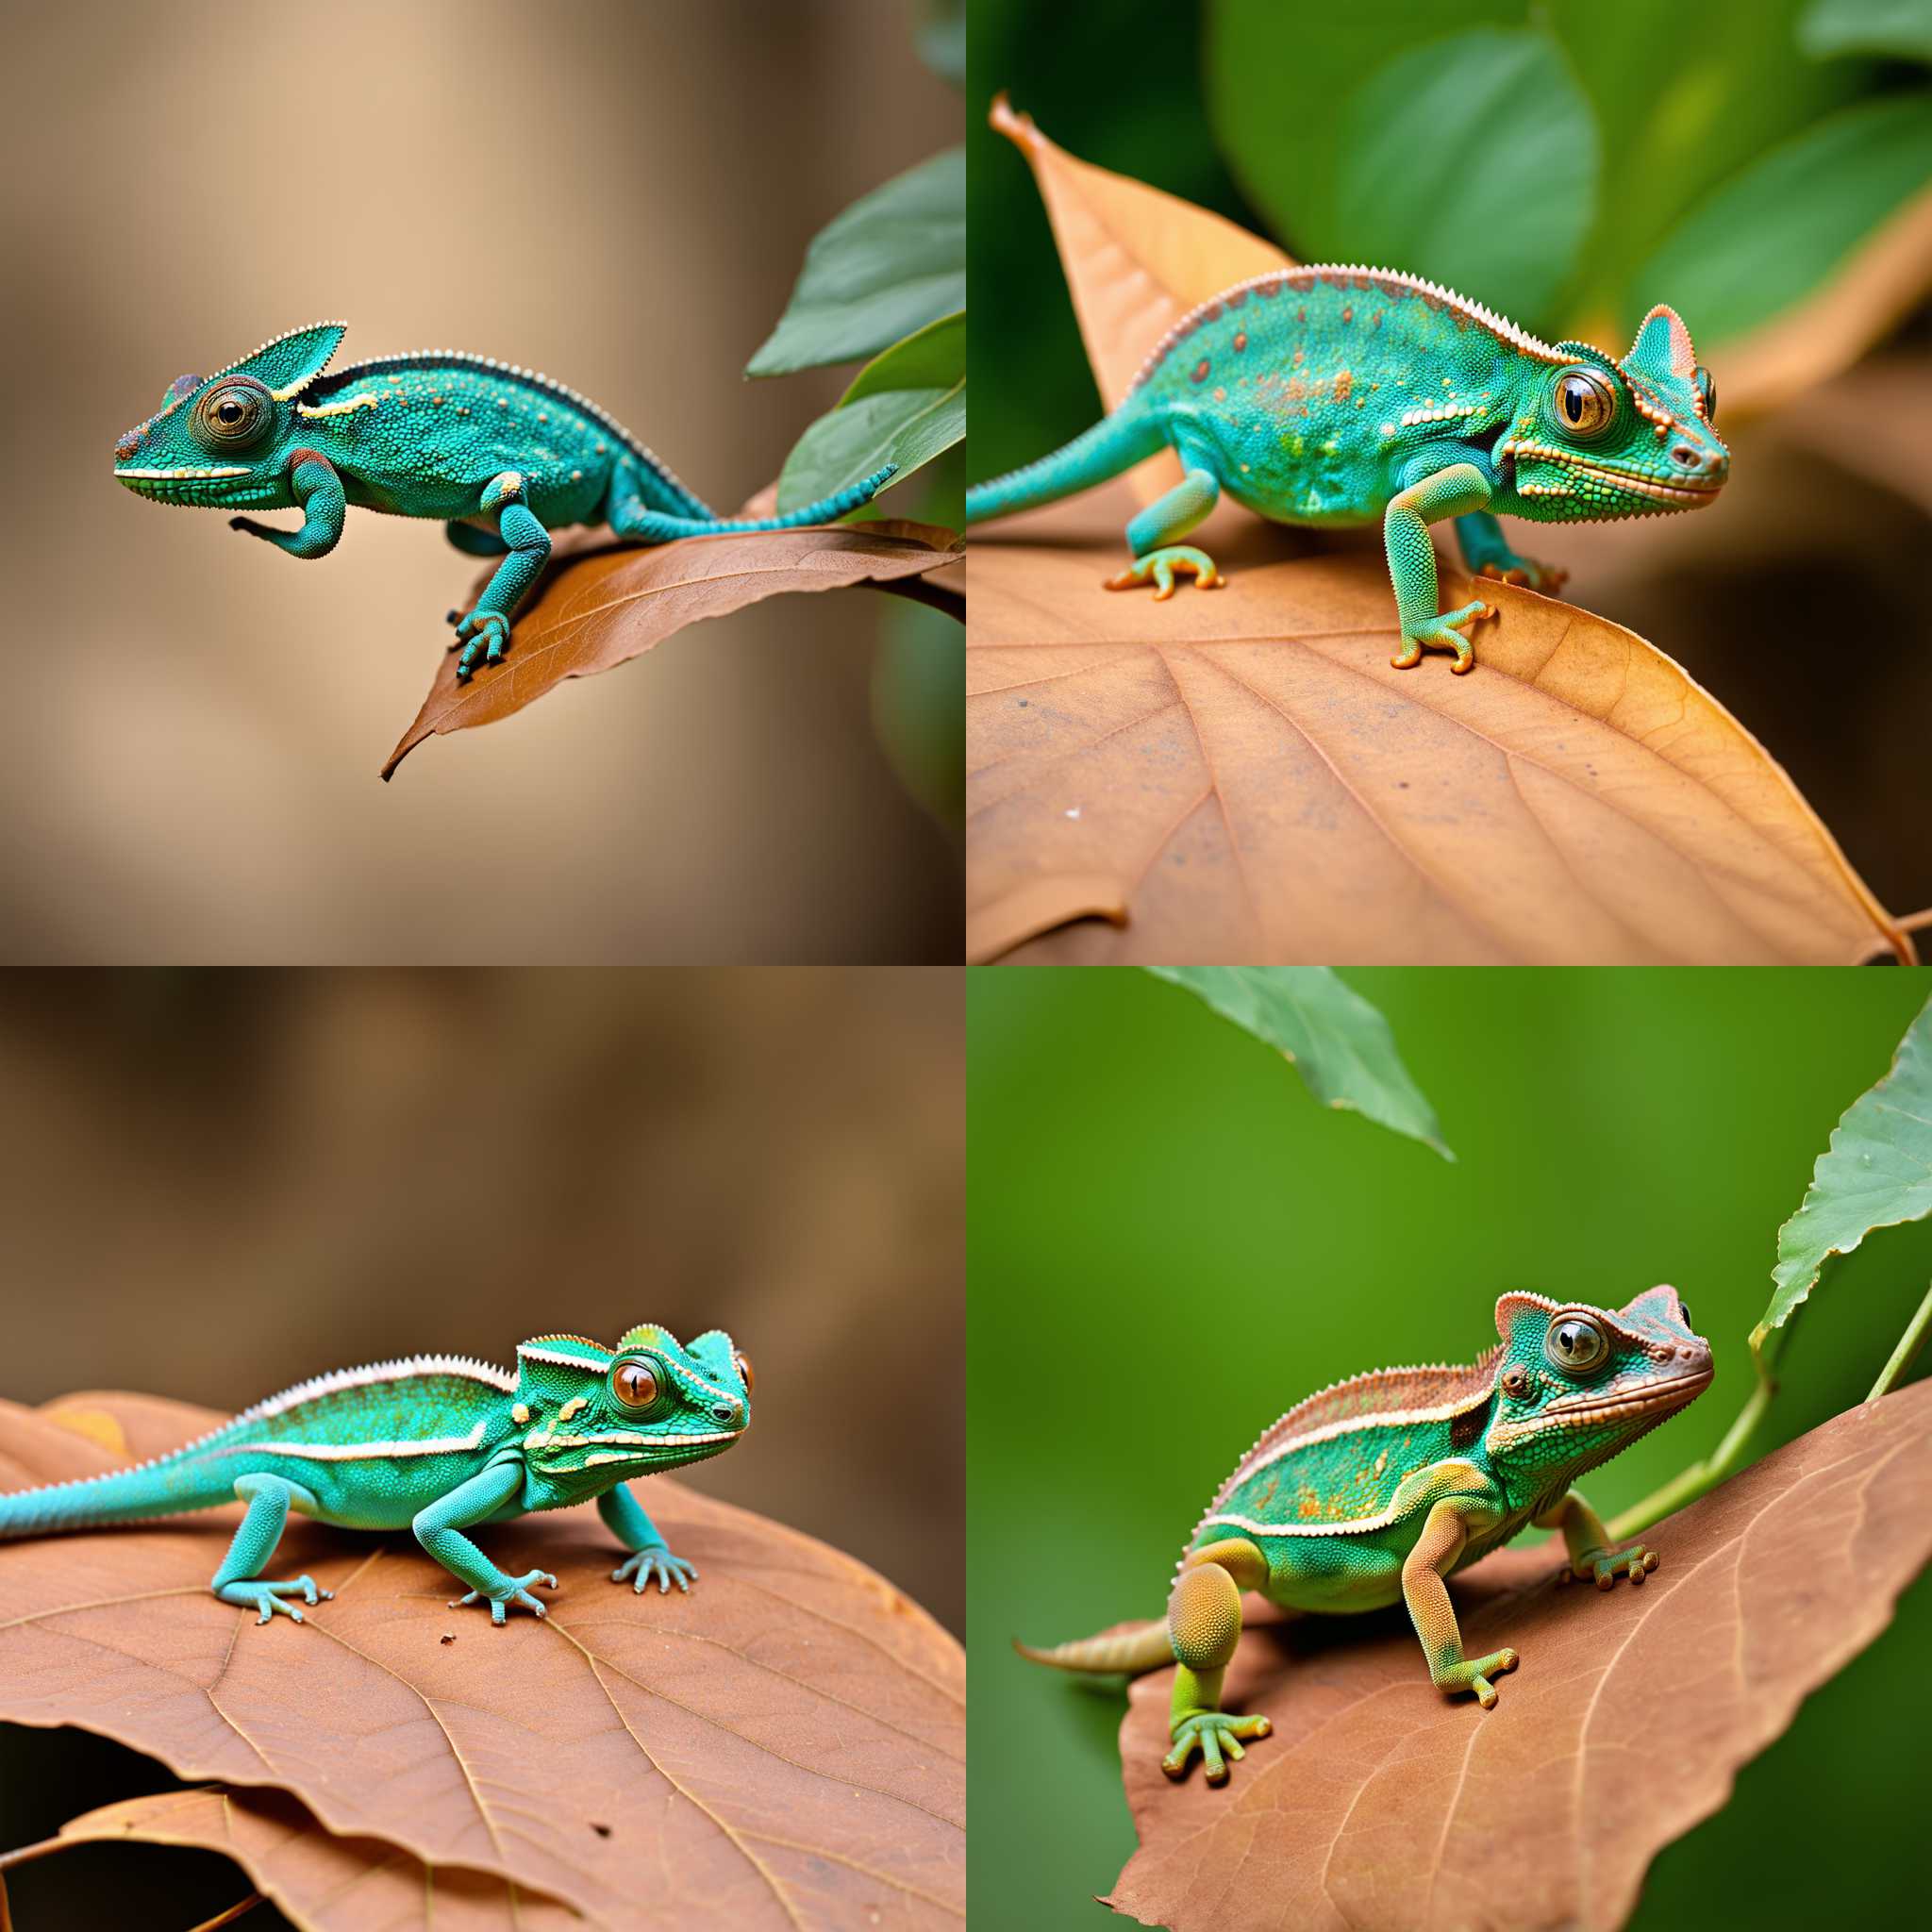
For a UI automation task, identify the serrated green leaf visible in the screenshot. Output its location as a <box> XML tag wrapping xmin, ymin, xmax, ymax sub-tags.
<box><xmin>1631</xmin><ymin>92</ymin><xmax>1932</xmax><ymax>345</ymax></box>
<box><xmin>776</xmin><ymin>312</ymin><xmax>965</xmax><ymax>512</ymax></box>
<box><xmin>1761</xmin><ymin>994</ymin><xmax>1932</xmax><ymax>1350</ymax></box>
<box><xmin>747</xmin><ymin>149</ymin><xmax>965</xmax><ymax>377</ymax></box>
<box><xmin>1144</xmin><ymin>967</ymin><xmax>1453</xmax><ymax>1161</ymax></box>
<box><xmin>1801</xmin><ymin>0</ymin><xmax>1932</xmax><ymax>63</ymax></box>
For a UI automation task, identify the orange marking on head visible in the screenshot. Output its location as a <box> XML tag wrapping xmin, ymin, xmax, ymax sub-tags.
<box><xmin>1334</xmin><ymin>371</ymin><xmax>1354</xmax><ymax>404</ymax></box>
<box><xmin>1341</xmin><ymin>305</ymin><xmax>1354</xmax><ymax>324</ymax></box>
<box><xmin>1191</xmin><ymin>358</ymin><xmax>1211</xmax><ymax>384</ymax></box>
<box><xmin>1233</xmin><ymin>330</ymin><xmax>1247</xmax><ymax>353</ymax></box>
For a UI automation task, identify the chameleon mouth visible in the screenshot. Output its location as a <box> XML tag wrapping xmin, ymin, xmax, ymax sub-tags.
<box><xmin>1541</xmin><ymin>1365</ymin><xmax>1713</xmax><ymax>1426</ymax></box>
<box><xmin>1509</xmin><ymin>443</ymin><xmax>1724</xmax><ymax>508</ymax></box>
<box><xmin>115</xmin><ymin>466</ymin><xmax>275</xmax><ymax>508</ymax></box>
<box><xmin>115</xmin><ymin>463</ymin><xmax>252</xmax><ymax>480</ymax></box>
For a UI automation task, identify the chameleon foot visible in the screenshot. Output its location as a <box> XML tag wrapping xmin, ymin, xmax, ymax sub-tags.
<box><xmin>1162</xmin><ymin>1709</ymin><xmax>1272</xmax><ymax>1785</ymax></box>
<box><xmin>217</xmin><ymin>1576</ymin><xmax>332</xmax><ymax>1625</ymax></box>
<box><xmin>1476</xmin><ymin>558</ymin><xmax>1568</xmax><ymax>594</ymax></box>
<box><xmin>450</xmin><ymin>608</ymin><xmax>512</xmax><ymax>679</ymax></box>
<box><xmin>451</xmin><ymin>1569</ymin><xmax>558</xmax><ymax>1624</ymax></box>
<box><xmin>612</xmin><ymin>1545</ymin><xmax>699</xmax><ymax>1595</ymax></box>
<box><xmin>1391</xmin><ymin>600</ymin><xmax>1494</xmax><ymax>675</ymax></box>
<box><xmin>1432</xmin><ymin>1647</ymin><xmax>1518</xmax><ymax>1708</ymax></box>
<box><xmin>1558</xmin><ymin>1543</ymin><xmax>1658</xmax><ymax>1591</ymax></box>
<box><xmin>1104</xmin><ymin>546</ymin><xmax>1224</xmax><ymax>601</ymax></box>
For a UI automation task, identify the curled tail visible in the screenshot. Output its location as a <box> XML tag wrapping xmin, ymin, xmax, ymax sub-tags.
<box><xmin>1014</xmin><ymin>1619</ymin><xmax>1174</xmax><ymax>1676</ymax></box>
<box><xmin>612</xmin><ymin>465</ymin><xmax>897</xmax><ymax>543</ymax></box>
<box><xmin>967</xmin><ymin>407</ymin><xmax>1168</xmax><ymax>524</ymax></box>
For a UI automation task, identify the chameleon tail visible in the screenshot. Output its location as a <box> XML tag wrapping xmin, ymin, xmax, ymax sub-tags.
<box><xmin>0</xmin><ymin>1451</ymin><xmax>238</xmax><ymax>1537</ymax></box>
<box><xmin>1014</xmin><ymin>1619</ymin><xmax>1175</xmax><ymax>1675</ymax></box>
<box><xmin>611</xmin><ymin>465</ymin><xmax>897</xmax><ymax>543</ymax></box>
<box><xmin>967</xmin><ymin>406</ymin><xmax>1168</xmax><ymax>524</ymax></box>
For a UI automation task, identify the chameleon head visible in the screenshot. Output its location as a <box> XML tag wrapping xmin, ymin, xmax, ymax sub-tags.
<box><xmin>1497</xmin><ymin>306</ymin><xmax>1728</xmax><ymax>523</ymax></box>
<box><xmin>112</xmin><ymin>322</ymin><xmax>346</xmax><ymax>508</ymax></box>
<box><xmin>512</xmin><ymin>1325</ymin><xmax>752</xmax><ymax>1489</ymax></box>
<box><xmin>1483</xmin><ymin>1286</ymin><xmax>1712</xmax><ymax>1492</ymax></box>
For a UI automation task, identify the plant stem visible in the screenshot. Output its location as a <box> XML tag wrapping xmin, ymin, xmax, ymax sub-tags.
<box><xmin>1607</xmin><ymin>1374</ymin><xmax>1774</xmax><ymax>1543</ymax></box>
<box><xmin>1867</xmin><ymin>1280</ymin><xmax>1932</xmax><ymax>1404</ymax></box>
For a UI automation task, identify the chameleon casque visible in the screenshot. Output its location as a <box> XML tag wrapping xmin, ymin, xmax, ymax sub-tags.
<box><xmin>1019</xmin><ymin>1288</ymin><xmax>1711</xmax><ymax>1782</ymax></box>
<box><xmin>0</xmin><ymin>1325</ymin><xmax>751</xmax><ymax>1625</ymax></box>
<box><xmin>966</xmin><ymin>265</ymin><xmax>1728</xmax><ymax>672</ymax></box>
<box><xmin>113</xmin><ymin>323</ymin><xmax>893</xmax><ymax>678</ymax></box>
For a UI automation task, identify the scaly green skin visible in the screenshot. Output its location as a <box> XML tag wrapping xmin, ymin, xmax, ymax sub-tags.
<box><xmin>114</xmin><ymin>324</ymin><xmax>894</xmax><ymax>678</ymax></box>
<box><xmin>966</xmin><ymin>267</ymin><xmax>1728</xmax><ymax>672</ymax></box>
<box><xmin>1018</xmin><ymin>1287</ymin><xmax>1711</xmax><ymax>1783</ymax></box>
<box><xmin>0</xmin><ymin>1324</ymin><xmax>752</xmax><ymax>1626</ymax></box>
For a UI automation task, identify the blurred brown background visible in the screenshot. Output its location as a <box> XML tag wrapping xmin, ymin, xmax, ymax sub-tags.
<box><xmin>0</xmin><ymin>967</ymin><xmax>964</xmax><ymax>1632</ymax></box>
<box><xmin>0</xmin><ymin>0</ymin><xmax>961</xmax><ymax>963</ymax></box>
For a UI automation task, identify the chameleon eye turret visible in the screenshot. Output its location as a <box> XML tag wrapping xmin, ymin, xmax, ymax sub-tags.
<box><xmin>611</xmin><ymin>1358</ymin><xmax>662</xmax><ymax>1412</ymax></box>
<box><xmin>1550</xmin><ymin>368</ymin><xmax>1618</xmax><ymax>439</ymax></box>
<box><xmin>732</xmin><ymin>1350</ymin><xmax>754</xmax><ymax>1393</ymax></box>
<box><xmin>1544</xmin><ymin>1311</ymin><xmax>1610</xmax><ymax>1373</ymax></box>
<box><xmin>192</xmin><ymin>377</ymin><xmax>275</xmax><ymax>452</ymax></box>
<box><xmin>1695</xmin><ymin>368</ymin><xmax>1717</xmax><ymax>424</ymax></box>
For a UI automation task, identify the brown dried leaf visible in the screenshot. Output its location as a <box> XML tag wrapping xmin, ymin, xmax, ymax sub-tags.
<box><xmin>384</xmin><ymin>519</ymin><xmax>963</xmax><ymax>779</ymax></box>
<box><xmin>1105</xmin><ymin>1377</ymin><xmax>1932</xmax><ymax>1932</ymax></box>
<box><xmin>3</xmin><ymin>1785</ymin><xmax>581</xmax><ymax>1932</ymax></box>
<box><xmin>988</xmin><ymin>96</ymin><xmax>1292</xmax><ymax>507</ymax></box>
<box><xmin>965</xmin><ymin>485</ymin><xmax>1910</xmax><ymax>965</ymax></box>
<box><xmin>0</xmin><ymin>1393</ymin><xmax>964</xmax><ymax>1929</ymax></box>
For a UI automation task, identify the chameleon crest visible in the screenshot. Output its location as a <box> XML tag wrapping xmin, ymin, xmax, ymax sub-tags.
<box><xmin>115</xmin><ymin>323</ymin><xmax>894</xmax><ymax>678</ymax></box>
<box><xmin>1020</xmin><ymin>1287</ymin><xmax>1710</xmax><ymax>1783</ymax></box>
<box><xmin>967</xmin><ymin>244</ymin><xmax>1729</xmax><ymax>673</ymax></box>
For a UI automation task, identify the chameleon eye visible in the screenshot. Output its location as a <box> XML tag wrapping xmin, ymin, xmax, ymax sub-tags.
<box><xmin>1552</xmin><ymin>370</ymin><xmax>1616</xmax><ymax>440</ymax></box>
<box><xmin>732</xmin><ymin>1350</ymin><xmax>754</xmax><ymax>1393</ymax></box>
<box><xmin>1678</xmin><ymin>1299</ymin><xmax>1692</xmax><ymax>1329</ymax></box>
<box><xmin>611</xmin><ymin>1359</ymin><xmax>661</xmax><ymax>1412</ymax></box>
<box><xmin>192</xmin><ymin>379</ymin><xmax>272</xmax><ymax>450</ymax></box>
<box><xmin>1694</xmin><ymin>368</ymin><xmax>1716</xmax><ymax>425</ymax></box>
<box><xmin>1545</xmin><ymin>1314</ymin><xmax>1609</xmax><ymax>1374</ymax></box>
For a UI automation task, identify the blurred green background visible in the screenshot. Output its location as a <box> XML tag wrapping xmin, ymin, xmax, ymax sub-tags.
<box><xmin>967</xmin><ymin>0</ymin><xmax>1932</xmax><ymax>923</ymax></box>
<box><xmin>969</xmin><ymin>966</ymin><xmax>1932</xmax><ymax>1928</ymax></box>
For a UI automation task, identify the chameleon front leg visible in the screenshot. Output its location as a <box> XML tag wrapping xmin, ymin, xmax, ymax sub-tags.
<box><xmin>599</xmin><ymin>1483</ymin><xmax>699</xmax><ymax>1595</ymax></box>
<box><xmin>412</xmin><ymin>1457</ymin><xmax>556</xmax><ymax>1624</ymax></box>
<box><xmin>228</xmin><ymin>448</ymin><xmax>345</xmax><ymax>560</ymax></box>
<box><xmin>1536</xmin><ymin>1488</ymin><xmax>1659</xmax><ymax>1590</ymax></box>
<box><xmin>1402</xmin><ymin>1497</ymin><xmax>1519</xmax><ymax>1707</ymax></box>
<box><xmin>1160</xmin><ymin>1536</ymin><xmax>1273</xmax><ymax>1784</ymax></box>
<box><xmin>1384</xmin><ymin>460</ymin><xmax>1498</xmax><ymax>674</ymax></box>
<box><xmin>212</xmin><ymin>1474</ymin><xmax>333</xmax><ymax>1624</ymax></box>
<box><xmin>1453</xmin><ymin>509</ymin><xmax>1569</xmax><ymax>594</ymax></box>
<box><xmin>446</xmin><ymin>472</ymin><xmax>552</xmax><ymax>680</ymax></box>
<box><xmin>1105</xmin><ymin>465</ymin><xmax>1224</xmax><ymax>600</ymax></box>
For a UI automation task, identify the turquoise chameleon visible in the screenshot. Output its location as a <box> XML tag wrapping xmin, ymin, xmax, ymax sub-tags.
<box><xmin>114</xmin><ymin>323</ymin><xmax>893</xmax><ymax>678</ymax></box>
<box><xmin>1020</xmin><ymin>1288</ymin><xmax>1711</xmax><ymax>1782</ymax></box>
<box><xmin>0</xmin><ymin>1325</ymin><xmax>751</xmax><ymax>1624</ymax></box>
<box><xmin>966</xmin><ymin>266</ymin><xmax>1728</xmax><ymax>672</ymax></box>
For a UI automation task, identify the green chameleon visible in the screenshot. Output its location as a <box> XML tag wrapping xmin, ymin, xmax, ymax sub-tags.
<box><xmin>966</xmin><ymin>266</ymin><xmax>1727</xmax><ymax>672</ymax></box>
<box><xmin>1019</xmin><ymin>1288</ymin><xmax>1710</xmax><ymax>1782</ymax></box>
<box><xmin>113</xmin><ymin>323</ymin><xmax>893</xmax><ymax>678</ymax></box>
<box><xmin>0</xmin><ymin>1325</ymin><xmax>751</xmax><ymax>1625</ymax></box>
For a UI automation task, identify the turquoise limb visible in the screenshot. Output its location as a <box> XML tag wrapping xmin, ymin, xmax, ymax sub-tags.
<box><xmin>1452</xmin><ymin>509</ymin><xmax>1569</xmax><ymax>593</ymax></box>
<box><xmin>213</xmin><ymin>1474</ymin><xmax>333</xmax><ymax>1625</ymax></box>
<box><xmin>412</xmin><ymin>1457</ymin><xmax>557</xmax><ymax>1624</ymax></box>
<box><xmin>599</xmin><ymin>1483</ymin><xmax>698</xmax><ymax>1594</ymax></box>
<box><xmin>445</xmin><ymin>519</ymin><xmax>509</xmax><ymax>558</ymax></box>
<box><xmin>1384</xmin><ymin>459</ymin><xmax>1497</xmax><ymax>673</ymax></box>
<box><xmin>450</xmin><ymin>473</ymin><xmax>551</xmax><ymax>679</ymax></box>
<box><xmin>1108</xmin><ymin>465</ymin><xmax>1224</xmax><ymax>600</ymax></box>
<box><xmin>228</xmin><ymin>449</ymin><xmax>345</xmax><ymax>559</ymax></box>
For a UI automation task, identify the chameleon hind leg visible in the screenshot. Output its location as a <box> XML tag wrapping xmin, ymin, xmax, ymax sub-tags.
<box><xmin>1161</xmin><ymin>1537</ymin><xmax>1273</xmax><ymax>1784</ymax></box>
<box><xmin>1384</xmin><ymin>460</ymin><xmax>1498</xmax><ymax>673</ymax></box>
<box><xmin>1403</xmin><ymin>1498</ymin><xmax>1519</xmax><ymax>1707</ymax></box>
<box><xmin>445</xmin><ymin>472</ymin><xmax>552</xmax><ymax>679</ymax></box>
<box><xmin>1106</xmin><ymin>466</ymin><xmax>1224</xmax><ymax>600</ymax></box>
<box><xmin>213</xmin><ymin>1474</ymin><xmax>333</xmax><ymax>1625</ymax></box>
<box><xmin>1453</xmin><ymin>509</ymin><xmax>1569</xmax><ymax>594</ymax></box>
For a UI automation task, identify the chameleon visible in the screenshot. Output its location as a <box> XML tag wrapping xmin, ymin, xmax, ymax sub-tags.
<box><xmin>113</xmin><ymin>323</ymin><xmax>894</xmax><ymax>678</ymax></box>
<box><xmin>0</xmin><ymin>1324</ymin><xmax>751</xmax><ymax>1626</ymax></box>
<box><xmin>965</xmin><ymin>265</ymin><xmax>1728</xmax><ymax>672</ymax></box>
<box><xmin>1018</xmin><ymin>1287</ymin><xmax>1711</xmax><ymax>1783</ymax></box>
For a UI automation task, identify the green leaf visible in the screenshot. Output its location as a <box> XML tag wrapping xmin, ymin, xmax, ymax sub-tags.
<box><xmin>1331</xmin><ymin>29</ymin><xmax>1600</xmax><ymax>323</ymax></box>
<box><xmin>1761</xmin><ymin>994</ymin><xmax>1932</xmax><ymax>1355</ymax></box>
<box><xmin>776</xmin><ymin>312</ymin><xmax>965</xmax><ymax>512</ymax></box>
<box><xmin>746</xmin><ymin>149</ymin><xmax>965</xmax><ymax>377</ymax></box>
<box><xmin>1800</xmin><ymin>0</ymin><xmax>1932</xmax><ymax>63</ymax></box>
<box><xmin>1630</xmin><ymin>92</ymin><xmax>1932</xmax><ymax>345</ymax></box>
<box><xmin>1144</xmin><ymin>968</ymin><xmax>1454</xmax><ymax>1161</ymax></box>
